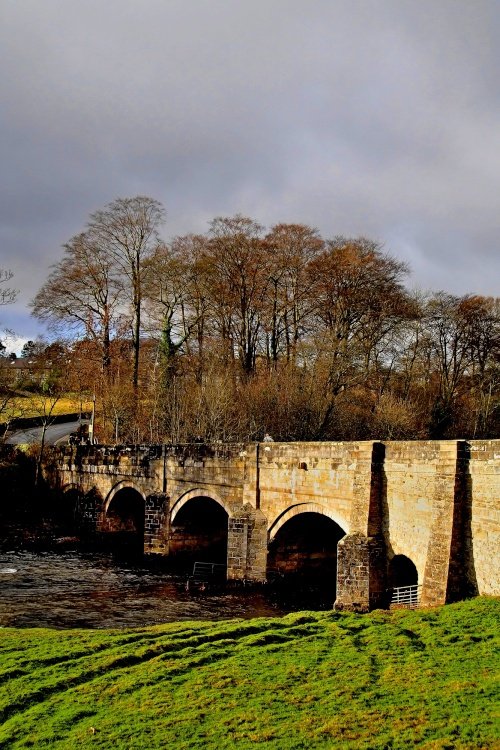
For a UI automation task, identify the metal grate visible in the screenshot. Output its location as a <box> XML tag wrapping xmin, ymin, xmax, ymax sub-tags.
<box><xmin>389</xmin><ymin>584</ymin><xmax>421</xmax><ymax>609</ymax></box>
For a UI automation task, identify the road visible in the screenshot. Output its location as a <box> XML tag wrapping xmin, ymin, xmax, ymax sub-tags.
<box><xmin>5</xmin><ymin>419</ymin><xmax>84</xmax><ymax>446</ymax></box>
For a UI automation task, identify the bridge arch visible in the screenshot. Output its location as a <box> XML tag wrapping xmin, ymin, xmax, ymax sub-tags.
<box><xmin>61</xmin><ymin>482</ymin><xmax>81</xmax><ymax>494</ymax></box>
<box><xmin>268</xmin><ymin>502</ymin><xmax>349</xmax><ymax>541</ymax></box>
<box><xmin>267</xmin><ymin>503</ymin><xmax>348</xmax><ymax>606</ymax></box>
<box><xmin>169</xmin><ymin>489</ymin><xmax>230</xmax><ymax>569</ymax></box>
<box><xmin>57</xmin><ymin>483</ymin><xmax>83</xmax><ymax>525</ymax></box>
<box><xmin>103</xmin><ymin>481</ymin><xmax>146</xmax><ymax>551</ymax></box>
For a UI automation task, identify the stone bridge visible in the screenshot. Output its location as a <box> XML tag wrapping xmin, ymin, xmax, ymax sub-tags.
<box><xmin>46</xmin><ymin>439</ymin><xmax>500</xmax><ymax>611</ymax></box>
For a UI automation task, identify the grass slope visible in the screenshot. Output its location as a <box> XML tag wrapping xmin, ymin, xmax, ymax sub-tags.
<box><xmin>0</xmin><ymin>598</ymin><xmax>498</xmax><ymax>749</ymax></box>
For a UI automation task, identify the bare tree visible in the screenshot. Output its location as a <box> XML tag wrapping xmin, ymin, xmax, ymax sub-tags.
<box><xmin>143</xmin><ymin>240</ymin><xmax>201</xmax><ymax>382</ymax></box>
<box><xmin>307</xmin><ymin>238</ymin><xmax>410</xmax><ymax>436</ymax></box>
<box><xmin>31</xmin><ymin>233</ymin><xmax>122</xmax><ymax>375</ymax></box>
<box><xmin>86</xmin><ymin>196</ymin><xmax>166</xmax><ymax>390</ymax></box>
<box><xmin>0</xmin><ymin>269</ymin><xmax>18</xmax><ymax>307</ymax></box>
<box><xmin>465</xmin><ymin>296</ymin><xmax>500</xmax><ymax>436</ymax></box>
<box><xmin>30</xmin><ymin>385</ymin><xmax>63</xmax><ymax>485</ymax></box>
<box><xmin>202</xmin><ymin>215</ymin><xmax>272</xmax><ymax>376</ymax></box>
<box><xmin>264</xmin><ymin>223</ymin><xmax>324</xmax><ymax>365</ymax></box>
<box><xmin>424</xmin><ymin>293</ymin><xmax>500</xmax><ymax>437</ymax></box>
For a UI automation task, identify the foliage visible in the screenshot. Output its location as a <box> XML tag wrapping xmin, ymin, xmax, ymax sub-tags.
<box><xmin>0</xmin><ymin>597</ymin><xmax>497</xmax><ymax>749</ymax></box>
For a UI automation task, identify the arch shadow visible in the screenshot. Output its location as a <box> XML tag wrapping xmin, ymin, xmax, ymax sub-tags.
<box><xmin>103</xmin><ymin>483</ymin><xmax>146</xmax><ymax>553</ymax></box>
<box><xmin>388</xmin><ymin>554</ymin><xmax>418</xmax><ymax>588</ymax></box>
<box><xmin>267</xmin><ymin>505</ymin><xmax>347</xmax><ymax>609</ymax></box>
<box><xmin>170</xmin><ymin>491</ymin><xmax>229</xmax><ymax>571</ymax></box>
<box><xmin>52</xmin><ymin>483</ymin><xmax>83</xmax><ymax>531</ymax></box>
<box><xmin>104</xmin><ymin>481</ymin><xmax>146</xmax><ymax>514</ymax></box>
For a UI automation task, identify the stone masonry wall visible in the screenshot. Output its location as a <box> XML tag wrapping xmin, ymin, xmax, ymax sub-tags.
<box><xmin>54</xmin><ymin>446</ymin><xmax>163</xmax><ymax>506</ymax></box>
<box><xmin>468</xmin><ymin>441</ymin><xmax>500</xmax><ymax>596</ymax></box>
<box><xmin>252</xmin><ymin>441</ymin><xmax>382</xmax><ymax>610</ymax></box>
<box><xmin>383</xmin><ymin>442</ymin><xmax>451</xmax><ymax>587</ymax></box>
<box><xmin>256</xmin><ymin>441</ymin><xmax>375</xmax><ymax>533</ymax></box>
<box><xmin>383</xmin><ymin>440</ymin><xmax>500</xmax><ymax>605</ymax></box>
<box><xmin>165</xmin><ymin>444</ymin><xmax>246</xmax><ymax>513</ymax></box>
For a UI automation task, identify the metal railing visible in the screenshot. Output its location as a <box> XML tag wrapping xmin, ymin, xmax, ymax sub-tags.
<box><xmin>190</xmin><ymin>561</ymin><xmax>227</xmax><ymax>583</ymax></box>
<box><xmin>389</xmin><ymin>584</ymin><xmax>421</xmax><ymax>609</ymax></box>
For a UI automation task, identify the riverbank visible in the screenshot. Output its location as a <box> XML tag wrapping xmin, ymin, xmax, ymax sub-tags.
<box><xmin>0</xmin><ymin>597</ymin><xmax>497</xmax><ymax>749</ymax></box>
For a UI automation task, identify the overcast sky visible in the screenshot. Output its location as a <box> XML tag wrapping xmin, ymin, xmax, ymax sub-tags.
<box><xmin>1</xmin><ymin>0</ymin><xmax>499</xmax><ymax>351</ymax></box>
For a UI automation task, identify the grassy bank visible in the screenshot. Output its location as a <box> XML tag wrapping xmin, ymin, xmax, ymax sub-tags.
<box><xmin>2</xmin><ymin>395</ymin><xmax>92</xmax><ymax>422</ymax></box>
<box><xmin>0</xmin><ymin>598</ymin><xmax>498</xmax><ymax>749</ymax></box>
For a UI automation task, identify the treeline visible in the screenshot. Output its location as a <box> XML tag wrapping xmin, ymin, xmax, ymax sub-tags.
<box><xmin>30</xmin><ymin>196</ymin><xmax>500</xmax><ymax>443</ymax></box>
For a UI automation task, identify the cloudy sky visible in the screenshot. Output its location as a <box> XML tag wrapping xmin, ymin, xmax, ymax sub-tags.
<box><xmin>1</xmin><ymin>0</ymin><xmax>499</xmax><ymax>351</ymax></box>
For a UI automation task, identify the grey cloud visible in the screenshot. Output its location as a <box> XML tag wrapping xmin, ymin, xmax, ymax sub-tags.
<box><xmin>0</xmin><ymin>0</ymin><xmax>499</xmax><ymax>341</ymax></box>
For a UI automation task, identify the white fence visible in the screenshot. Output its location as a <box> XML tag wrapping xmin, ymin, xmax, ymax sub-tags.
<box><xmin>389</xmin><ymin>584</ymin><xmax>421</xmax><ymax>609</ymax></box>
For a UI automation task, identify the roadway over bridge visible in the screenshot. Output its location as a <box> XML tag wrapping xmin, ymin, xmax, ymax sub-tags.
<box><xmin>46</xmin><ymin>439</ymin><xmax>500</xmax><ymax>611</ymax></box>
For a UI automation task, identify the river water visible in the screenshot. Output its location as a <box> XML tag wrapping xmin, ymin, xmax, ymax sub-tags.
<box><xmin>0</xmin><ymin>550</ymin><xmax>328</xmax><ymax>629</ymax></box>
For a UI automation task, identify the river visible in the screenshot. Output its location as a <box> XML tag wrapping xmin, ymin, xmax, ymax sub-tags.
<box><xmin>0</xmin><ymin>550</ymin><xmax>332</xmax><ymax>629</ymax></box>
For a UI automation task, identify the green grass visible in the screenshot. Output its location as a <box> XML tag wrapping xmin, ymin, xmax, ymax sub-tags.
<box><xmin>0</xmin><ymin>598</ymin><xmax>498</xmax><ymax>749</ymax></box>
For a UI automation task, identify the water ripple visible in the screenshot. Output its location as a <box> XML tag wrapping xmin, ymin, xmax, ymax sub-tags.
<box><xmin>0</xmin><ymin>550</ymin><xmax>289</xmax><ymax>629</ymax></box>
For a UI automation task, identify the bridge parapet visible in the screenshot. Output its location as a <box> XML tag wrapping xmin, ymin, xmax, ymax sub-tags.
<box><xmin>51</xmin><ymin>443</ymin><xmax>247</xmax><ymax>476</ymax></box>
<box><xmin>52</xmin><ymin>444</ymin><xmax>163</xmax><ymax>464</ymax></box>
<box><xmin>165</xmin><ymin>443</ymin><xmax>245</xmax><ymax>461</ymax></box>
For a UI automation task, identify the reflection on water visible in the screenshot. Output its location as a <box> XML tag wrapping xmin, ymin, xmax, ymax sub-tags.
<box><xmin>0</xmin><ymin>550</ymin><xmax>303</xmax><ymax>629</ymax></box>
